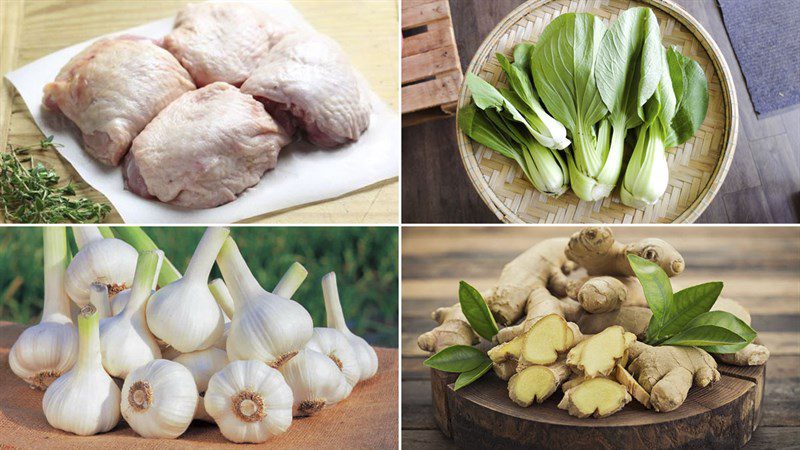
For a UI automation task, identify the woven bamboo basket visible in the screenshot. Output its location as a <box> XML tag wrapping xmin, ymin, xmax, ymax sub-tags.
<box><xmin>456</xmin><ymin>0</ymin><xmax>738</xmax><ymax>223</ymax></box>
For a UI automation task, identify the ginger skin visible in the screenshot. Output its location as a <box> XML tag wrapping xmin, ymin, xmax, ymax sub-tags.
<box><xmin>627</xmin><ymin>341</ymin><xmax>720</xmax><ymax>412</ymax></box>
<box><xmin>576</xmin><ymin>306</ymin><xmax>652</xmax><ymax>340</ymax></box>
<box><xmin>566</xmin><ymin>326</ymin><xmax>636</xmax><ymax>378</ymax></box>
<box><xmin>417</xmin><ymin>303</ymin><xmax>478</xmax><ymax>353</ymax></box>
<box><xmin>484</xmin><ymin>238</ymin><xmax>571</xmax><ymax>326</ymax></box>
<box><xmin>573</xmin><ymin>276</ymin><xmax>628</xmax><ymax>313</ymax></box>
<box><xmin>565</xmin><ymin>227</ymin><xmax>685</xmax><ymax>277</ymax></box>
<box><xmin>558</xmin><ymin>378</ymin><xmax>632</xmax><ymax>418</ymax></box>
<box><xmin>508</xmin><ymin>361</ymin><xmax>570</xmax><ymax>406</ymax></box>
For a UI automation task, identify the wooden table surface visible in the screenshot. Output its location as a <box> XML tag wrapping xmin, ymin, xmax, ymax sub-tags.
<box><xmin>401</xmin><ymin>226</ymin><xmax>800</xmax><ymax>448</ymax></box>
<box><xmin>401</xmin><ymin>0</ymin><xmax>800</xmax><ymax>224</ymax></box>
<box><xmin>0</xmin><ymin>0</ymin><xmax>399</xmax><ymax>224</ymax></box>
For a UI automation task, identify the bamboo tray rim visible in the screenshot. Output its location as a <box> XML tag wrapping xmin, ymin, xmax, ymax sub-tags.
<box><xmin>455</xmin><ymin>0</ymin><xmax>739</xmax><ymax>223</ymax></box>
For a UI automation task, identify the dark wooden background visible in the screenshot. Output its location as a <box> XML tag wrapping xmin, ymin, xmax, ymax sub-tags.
<box><xmin>401</xmin><ymin>0</ymin><xmax>800</xmax><ymax>223</ymax></box>
<box><xmin>401</xmin><ymin>226</ymin><xmax>800</xmax><ymax>448</ymax></box>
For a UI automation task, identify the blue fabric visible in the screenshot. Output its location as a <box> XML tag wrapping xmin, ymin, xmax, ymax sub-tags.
<box><xmin>718</xmin><ymin>0</ymin><xmax>800</xmax><ymax>114</ymax></box>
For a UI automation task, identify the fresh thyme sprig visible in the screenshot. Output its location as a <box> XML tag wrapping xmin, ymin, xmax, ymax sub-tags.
<box><xmin>0</xmin><ymin>136</ymin><xmax>111</xmax><ymax>223</ymax></box>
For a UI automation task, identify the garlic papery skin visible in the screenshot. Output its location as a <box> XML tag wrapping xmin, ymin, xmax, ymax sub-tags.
<box><xmin>89</xmin><ymin>282</ymin><xmax>111</xmax><ymax>319</ymax></box>
<box><xmin>99</xmin><ymin>250</ymin><xmax>163</xmax><ymax>378</ymax></box>
<box><xmin>110</xmin><ymin>288</ymin><xmax>130</xmax><ymax>316</ymax></box>
<box><xmin>174</xmin><ymin>347</ymin><xmax>228</xmax><ymax>422</ymax></box>
<box><xmin>146</xmin><ymin>227</ymin><xmax>228</xmax><ymax>353</ymax></box>
<box><xmin>272</xmin><ymin>262</ymin><xmax>308</xmax><ymax>299</ymax></box>
<box><xmin>65</xmin><ymin>229</ymin><xmax>138</xmax><ymax>306</ymax></box>
<box><xmin>161</xmin><ymin>346</ymin><xmax>182</xmax><ymax>360</ymax></box>
<box><xmin>9</xmin><ymin>227</ymin><xmax>78</xmax><ymax>390</ymax></box>
<box><xmin>279</xmin><ymin>348</ymin><xmax>348</xmax><ymax>417</ymax></box>
<box><xmin>42</xmin><ymin>305</ymin><xmax>121</xmax><ymax>436</ymax></box>
<box><xmin>204</xmin><ymin>360</ymin><xmax>293</xmax><ymax>443</ymax></box>
<box><xmin>216</xmin><ymin>237</ymin><xmax>313</xmax><ymax>367</ymax></box>
<box><xmin>323</xmin><ymin>272</ymin><xmax>379</xmax><ymax>381</ymax></box>
<box><xmin>306</xmin><ymin>327</ymin><xmax>360</xmax><ymax>393</ymax></box>
<box><xmin>121</xmin><ymin>359</ymin><xmax>198</xmax><ymax>439</ymax></box>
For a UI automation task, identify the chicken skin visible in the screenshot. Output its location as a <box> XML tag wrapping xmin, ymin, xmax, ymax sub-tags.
<box><xmin>43</xmin><ymin>35</ymin><xmax>195</xmax><ymax>166</ymax></box>
<box><xmin>240</xmin><ymin>31</ymin><xmax>372</xmax><ymax>148</ymax></box>
<box><xmin>123</xmin><ymin>82</ymin><xmax>291</xmax><ymax>208</ymax></box>
<box><xmin>164</xmin><ymin>2</ymin><xmax>294</xmax><ymax>87</ymax></box>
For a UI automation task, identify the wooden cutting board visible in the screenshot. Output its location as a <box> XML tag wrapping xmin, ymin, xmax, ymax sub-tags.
<box><xmin>430</xmin><ymin>362</ymin><xmax>765</xmax><ymax>449</ymax></box>
<box><xmin>0</xmin><ymin>0</ymin><xmax>399</xmax><ymax>224</ymax></box>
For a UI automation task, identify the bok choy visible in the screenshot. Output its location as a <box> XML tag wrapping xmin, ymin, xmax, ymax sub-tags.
<box><xmin>459</xmin><ymin>74</ymin><xmax>569</xmax><ymax>197</ymax></box>
<box><xmin>621</xmin><ymin>46</ymin><xmax>708</xmax><ymax>207</ymax></box>
<box><xmin>530</xmin><ymin>13</ymin><xmax>614</xmax><ymax>201</ymax></box>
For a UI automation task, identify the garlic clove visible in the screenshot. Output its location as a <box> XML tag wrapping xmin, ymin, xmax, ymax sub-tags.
<box><xmin>98</xmin><ymin>251</ymin><xmax>163</xmax><ymax>378</ymax></box>
<box><xmin>322</xmin><ymin>272</ymin><xmax>379</xmax><ymax>381</ymax></box>
<box><xmin>110</xmin><ymin>288</ymin><xmax>130</xmax><ymax>316</ymax></box>
<box><xmin>205</xmin><ymin>360</ymin><xmax>293</xmax><ymax>444</ymax></box>
<box><xmin>146</xmin><ymin>228</ymin><xmax>228</xmax><ymax>353</ymax></box>
<box><xmin>174</xmin><ymin>347</ymin><xmax>228</xmax><ymax>422</ymax></box>
<box><xmin>9</xmin><ymin>227</ymin><xmax>78</xmax><ymax>390</ymax></box>
<box><xmin>42</xmin><ymin>305</ymin><xmax>121</xmax><ymax>436</ymax></box>
<box><xmin>65</xmin><ymin>231</ymin><xmax>138</xmax><ymax>307</ymax></box>
<box><xmin>121</xmin><ymin>359</ymin><xmax>198</xmax><ymax>439</ymax></box>
<box><xmin>306</xmin><ymin>327</ymin><xmax>360</xmax><ymax>392</ymax></box>
<box><xmin>279</xmin><ymin>348</ymin><xmax>348</xmax><ymax>417</ymax></box>
<box><xmin>216</xmin><ymin>237</ymin><xmax>313</xmax><ymax>367</ymax></box>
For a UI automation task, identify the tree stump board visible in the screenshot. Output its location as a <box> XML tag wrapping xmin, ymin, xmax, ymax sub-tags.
<box><xmin>430</xmin><ymin>363</ymin><xmax>765</xmax><ymax>449</ymax></box>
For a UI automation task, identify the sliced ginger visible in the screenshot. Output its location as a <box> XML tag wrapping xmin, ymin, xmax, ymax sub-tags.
<box><xmin>614</xmin><ymin>364</ymin><xmax>651</xmax><ymax>409</ymax></box>
<box><xmin>566</xmin><ymin>326</ymin><xmax>635</xmax><ymax>378</ymax></box>
<box><xmin>518</xmin><ymin>314</ymin><xmax>575</xmax><ymax>368</ymax></box>
<box><xmin>558</xmin><ymin>378</ymin><xmax>631</xmax><ymax>418</ymax></box>
<box><xmin>488</xmin><ymin>333</ymin><xmax>525</xmax><ymax>364</ymax></box>
<box><xmin>508</xmin><ymin>362</ymin><xmax>570</xmax><ymax>407</ymax></box>
<box><xmin>493</xmin><ymin>360</ymin><xmax>517</xmax><ymax>381</ymax></box>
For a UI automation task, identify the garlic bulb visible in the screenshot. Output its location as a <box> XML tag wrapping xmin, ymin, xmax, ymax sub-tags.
<box><xmin>279</xmin><ymin>348</ymin><xmax>348</xmax><ymax>417</ymax></box>
<box><xmin>42</xmin><ymin>305</ymin><xmax>121</xmax><ymax>436</ymax></box>
<box><xmin>204</xmin><ymin>360</ymin><xmax>293</xmax><ymax>443</ymax></box>
<box><xmin>174</xmin><ymin>347</ymin><xmax>228</xmax><ymax>422</ymax></box>
<box><xmin>99</xmin><ymin>250</ymin><xmax>163</xmax><ymax>378</ymax></box>
<box><xmin>65</xmin><ymin>227</ymin><xmax>138</xmax><ymax>306</ymax></box>
<box><xmin>161</xmin><ymin>346</ymin><xmax>182</xmax><ymax>360</ymax></box>
<box><xmin>121</xmin><ymin>359</ymin><xmax>198</xmax><ymax>439</ymax></box>
<box><xmin>110</xmin><ymin>289</ymin><xmax>129</xmax><ymax>316</ymax></box>
<box><xmin>306</xmin><ymin>327</ymin><xmax>360</xmax><ymax>393</ymax></box>
<box><xmin>9</xmin><ymin>227</ymin><xmax>78</xmax><ymax>390</ymax></box>
<box><xmin>323</xmin><ymin>272</ymin><xmax>379</xmax><ymax>380</ymax></box>
<box><xmin>216</xmin><ymin>237</ymin><xmax>313</xmax><ymax>367</ymax></box>
<box><xmin>146</xmin><ymin>227</ymin><xmax>227</xmax><ymax>352</ymax></box>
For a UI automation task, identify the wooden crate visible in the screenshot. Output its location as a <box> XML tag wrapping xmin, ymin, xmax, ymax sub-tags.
<box><xmin>401</xmin><ymin>0</ymin><xmax>463</xmax><ymax>126</ymax></box>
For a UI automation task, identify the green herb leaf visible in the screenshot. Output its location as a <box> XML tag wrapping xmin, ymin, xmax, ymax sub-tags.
<box><xmin>627</xmin><ymin>254</ymin><xmax>673</xmax><ymax>342</ymax></box>
<box><xmin>423</xmin><ymin>345</ymin><xmax>488</xmax><ymax>373</ymax></box>
<box><xmin>661</xmin><ymin>324</ymin><xmax>747</xmax><ymax>347</ymax></box>
<box><xmin>0</xmin><ymin>138</ymin><xmax>110</xmax><ymax>223</ymax></box>
<box><xmin>459</xmin><ymin>281</ymin><xmax>499</xmax><ymax>340</ymax></box>
<box><xmin>650</xmin><ymin>281</ymin><xmax>723</xmax><ymax>343</ymax></box>
<box><xmin>687</xmin><ymin>310</ymin><xmax>756</xmax><ymax>353</ymax></box>
<box><xmin>454</xmin><ymin>359</ymin><xmax>493</xmax><ymax>390</ymax></box>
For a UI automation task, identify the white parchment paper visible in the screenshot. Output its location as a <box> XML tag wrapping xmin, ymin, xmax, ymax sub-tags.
<box><xmin>4</xmin><ymin>0</ymin><xmax>399</xmax><ymax>224</ymax></box>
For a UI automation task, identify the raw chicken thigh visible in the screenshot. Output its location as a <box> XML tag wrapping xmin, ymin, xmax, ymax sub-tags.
<box><xmin>164</xmin><ymin>2</ymin><xmax>295</xmax><ymax>87</ymax></box>
<box><xmin>43</xmin><ymin>36</ymin><xmax>195</xmax><ymax>166</ymax></box>
<box><xmin>123</xmin><ymin>82</ymin><xmax>290</xmax><ymax>209</ymax></box>
<box><xmin>241</xmin><ymin>32</ymin><xmax>372</xmax><ymax>148</ymax></box>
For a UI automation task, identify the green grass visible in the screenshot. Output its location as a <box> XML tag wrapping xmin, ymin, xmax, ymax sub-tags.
<box><xmin>0</xmin><ymin>226</ymin><xmax>398</xmax><ymax>347</ymax></box>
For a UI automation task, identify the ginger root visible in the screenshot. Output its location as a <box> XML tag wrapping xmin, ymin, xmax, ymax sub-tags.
<box><xmin>508</xmin><ymin>361</ymin><xmax>570</xmax><ymax>406</ymax></box>
<box><xmin>495</xmin><ymin>296</ymin><xmax>582</xmax><ymax>344</ymax></box>
<box><xmin>614</xmin><ymin>364</ymin><xmax>651</xmax><ymax>409</ymax></box>
<box><xmin>573</xmin><ymin>276</ymin><xmax>628</xmax><ymax>313</ymax></box>
<box><xmin>417</xmin><ymin>303</ymin><xmax>478</xmax><ymax>353</ymax></box>
<box><xmin>577</xmin><ymin>306</ymin><xmax>652</xmax><ymax>340</ymax></box>
<box><xmin>518</xmin><ymin>315</ymin><xmax>582</xmax><ymax>371</ymax></box>
<box><xmin>484</xmin><ymin>238</ymin><xmax>571</xmax><ymax>325</ymax></box>
<box><xmin>627</xmin><ymin>341</ymin><xmax>720</xmax><ymax>412</ymax></box>
<box><xmin>565</xmin><ymin>227</ymin><xmax>685</xmax><ymax>277</ymax></box>
<box><xmin>493</xmin><ymin>360</ymin><xmax>517</xmax><ymax>381</ymax></box>
<box><xmin>566</xmin><ymin>326</ymin><xmax>636</xmax><ymax>378</ymax></box>
<box><xmin>558</xmin><ymin>378</ymin><xmax>632</xmax><ymax>418</ymax></box>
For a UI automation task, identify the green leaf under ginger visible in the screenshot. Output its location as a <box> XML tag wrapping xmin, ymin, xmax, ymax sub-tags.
<box><xmin>687</xmin><ymin>310</ymin><xmax>756</xmax><ymax>353</ymax></box>
<box><xmin>649</xmin><ymin>281</ymin><xmax>723</xmax><ymax>344</ymax></box>
<box><xmin>627</xmin><ymin>254</ymin><xmax>673</xmax><ymax>342</ymax></box>
<box><xmin>459</xmin><ymin>280</ymin><xmax>499</xmax><ymax>341</ymax></box>
<box><xmin>423</xmin><ymin>345</ymin><xmax>488</xmax><ymax>373</ymax></box>
<box><xmin>661</xmin><ymin>324</ymin><xmax>747</xmax><ymax>348</ymax></box>
<box><xmin>454</xmin><ymin>359</ymin><xmax>493</xmax><ymax>390</ymax></box>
